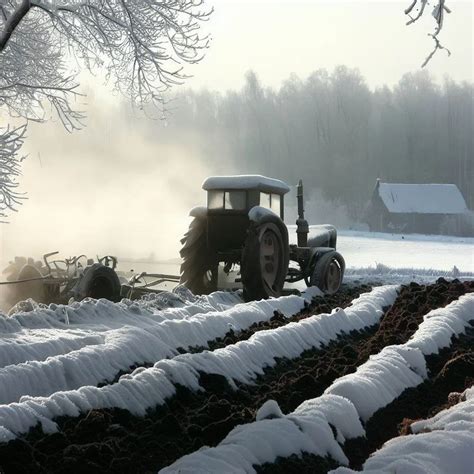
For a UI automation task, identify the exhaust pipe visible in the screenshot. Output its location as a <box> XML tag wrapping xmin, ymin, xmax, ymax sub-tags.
<box><xmin>296</xmin><ymin>179</ymin><xmax>309</xmax><ymax>247</ymax></box>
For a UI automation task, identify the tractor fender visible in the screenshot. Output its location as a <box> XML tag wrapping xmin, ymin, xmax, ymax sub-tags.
<box><xmin>307</xmin><ymin>246</ymin><xmax>338</xmax><ymax>271</ymax></box>
<box><xmin>248</xmin><ymin>205</ymin><xmax>278</xmax><ymax>223</ymax></box>
<box><xmin>189</xmin><ymin>206</ymin><xmax>207</xmax><ymax>218</ymax></box>
<box><xmin>247</xmin><ymin>206</ymin><xmax>289</xmax><ymax>248</ymax></box>
<box><xmin>307</xmin><ymin>225</ymin><xmax>338</xmax><ymax>249</ymax></box>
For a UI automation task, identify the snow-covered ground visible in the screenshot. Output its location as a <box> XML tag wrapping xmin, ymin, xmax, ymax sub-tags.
<box><xmin>113</xmin><ymin>230</ymin><xmax>474</xmax><ymax>293</ymax></box>
<box><xmin>0</xmin><ymin>289</ymin><xmax>320</xmax><ymax>406</ymax></box>
<box><xmin>0</xmin><ymin>286</ymin><xmax>391</xmax><ymax>439</ymax></box>
<box><xmin>335</xmin><ymin>385</ymin><xmax>474</xmax><ymax>474</ymax></box>
<box><xmin>2</xmin><ymin>230</ymin><xmax>472</xmax><ymax>297</ymax></box>
<box><xmin>162</xmin><ymin>292</ymin><xmax>474</xmax><ymax>473</ymax></box>
<box><xmin>337</xmin><ymin>230</ymin><xmax>474</xmax><ymax>274</ymax></box>
<box><xmin>0</xmin><ymin>229</ymin><xmax>472</xmax><ymax>471</ymax></box>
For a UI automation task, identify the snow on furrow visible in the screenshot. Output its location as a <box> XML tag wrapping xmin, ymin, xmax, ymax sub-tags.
<box><xmin>161</xmin><ymin>292</ymin><xmax>474</xmax><ymax>473</ymax></box>
<box><xmin>5</xmin><ymin>290</ymin><xmax>243</xmax><ymax>331</ymax></box>
<box><xmin>0</xmin><ymin>330</ymin><xmax>104</xmax><ymax>368</ymax></box>
<box><xmin>0</xmin><ymin>291</ymin><xmax>241</xmax><ymax>368</ymax></box>
<box><xmin>153</xmin><ymin>285</ymin><xmax>398</xmax><ymax>389</ymax></box>
<box><xmin>326</xmin><ymin>292</ymin><xmax>474</xmax><ymax>420</ymax></box>
<box><xmin>335</xmin><ymin>387</ymin><xmax>474</xmax><ymax>474</ymax></box>
<box><xmin>162</xmin><ymin>395</ymin><xmax>364</xmax><ymax>474</ymax></box>
<box><xmin>0</xmin><ymin>285</ymin><xmax>395</xmax><ymax>438</ymax></box>
<box><xmin>0</xmin><ymin>291</ymin><xmax>311</xmax><ymax>404</ymax></box>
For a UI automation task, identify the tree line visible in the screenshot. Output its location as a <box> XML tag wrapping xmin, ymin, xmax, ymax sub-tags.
<box><xmin>160</xmin><ymin>67</ymin><xmax>473</xmax><ymax>219</ymax></box>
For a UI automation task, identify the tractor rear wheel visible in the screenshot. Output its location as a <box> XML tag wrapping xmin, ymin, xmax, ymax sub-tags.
<box><xmin>241</xmin><ymin>221</ymin><xmax>289</xmax><ymax>301</ymax></box>
<box><xmin>180</xmin><ymin>217</ymin><xmax>218</xmax><ymax>295</ymax></box>
<box><xmin>310</xmin><ymin>251</ymin><xmax>345</xmax><ymax>294</ymax></box>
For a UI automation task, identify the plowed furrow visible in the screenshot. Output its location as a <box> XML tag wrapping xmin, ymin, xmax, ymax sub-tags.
<box><xmin>0</xmin><ymin>280</ymin><xmax>472</xmax><ymax>474</ymax></box>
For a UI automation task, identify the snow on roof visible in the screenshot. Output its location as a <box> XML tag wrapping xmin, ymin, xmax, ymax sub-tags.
<box><xmin>377</xmin><ymin>182</ymin><xmax>468</xmax><ymax>215</ymax></box>
<box><xmin>203</xmin><ymin>175</ymin><xmax>290</xmax><ymax>194</ymax></box>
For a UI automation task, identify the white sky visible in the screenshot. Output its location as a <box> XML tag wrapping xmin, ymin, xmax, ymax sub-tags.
<box><xmin>186</xmin><ymin>0</ymin><xmax>473</xmax><ymax>91</ymax></box>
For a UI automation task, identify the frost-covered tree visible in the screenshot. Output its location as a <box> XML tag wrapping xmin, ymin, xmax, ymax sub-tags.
<box><xmin>0</xmin><ymin>125</ymin><xmax>25</xmax><ymax>221</ymax></box>
<box><xmin>0</xmin><ymin>0</ymin><xmax>210</xmax><ymax>218</ymax></box>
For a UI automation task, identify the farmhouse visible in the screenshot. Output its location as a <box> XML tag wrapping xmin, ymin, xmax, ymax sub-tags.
<box><xmin>365</xmin><ymin>180</ymin><xmax>470</xmax><ymax>235</ymax></box>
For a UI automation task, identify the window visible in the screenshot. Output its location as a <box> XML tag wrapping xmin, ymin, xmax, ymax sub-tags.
<box><xmin>209</xmin><ymin>190</ymin><xmax>246</xmax><ymax>210</ymax></box>
<box><xmin>271</xmin><ymin>194</ymin><xmax>281</xmax><ymax>214</ymax></box>
<box><xmin>224</xmin><ymin>191</ymin><xmax>246</xmax><ymax>210</ymax></box>
<box><xmin>260</xmin><ymin>192</ymin><xmax>271</xmax><ymax>209</ymax></box>
<box><xmin>208</xmin><ymin>191</ymin><xmax>224</xmax><ymax>209</ymax></box>
<box><xmin>260</xmin><ymin>192</ymin><xmax>281</xmax><ymax>215</ymax></box>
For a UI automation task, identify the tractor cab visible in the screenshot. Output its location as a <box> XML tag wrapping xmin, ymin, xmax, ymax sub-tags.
<box><xmin>203</xmin><ymin>175</ymin><xmax>290</xmax><ymax>217</ymax></box>
<box><xmin>202</xmin><ymin>175</ymin><xmax>290</xmax><ymax>252</ymax></box>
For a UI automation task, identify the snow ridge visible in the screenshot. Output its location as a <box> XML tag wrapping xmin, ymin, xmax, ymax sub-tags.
<box><xmin>154</xmin><ymin>285</ymin><xmax>398</xmax><ymax>390</ymax></box>
<box><xmin>336</xmin><ymin>388</ymin><xmax>474</xmax><ymax>474</ymax></box>
<box><xmin>161</xmin><ymin>395</ymin><xmax>363</xmax><ymax>474</ymax></box>
<box><xmin>162</xmin><ymin>292</ymin><xmax>474</xmax><ymax>473</ymax></box>
<box><xmin>326</xmin><ymin>292</ymin><xmax>474</xmax><ymax>420</ymax></box>
<box><xmin>0</xmin><ymin>292</ymin><xmax>311</xmax><ymax>404</ymax></box>
<box><xmin>0</xmin><ymin>285</ymin><xmax>394</xmax><ymax>439</ymax></box>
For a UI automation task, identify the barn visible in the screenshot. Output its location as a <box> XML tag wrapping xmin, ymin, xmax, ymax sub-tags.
<box><xmin>365</xmin><ymin>180</ymin><xmax>470</xmax><ymax>235</ymax></box>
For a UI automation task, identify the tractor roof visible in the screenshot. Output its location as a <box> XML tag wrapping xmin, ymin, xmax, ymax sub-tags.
<box><xmin>203</xmin><ymin>175</ymin><xmax>290</xmax><ymax>195</ymax></box>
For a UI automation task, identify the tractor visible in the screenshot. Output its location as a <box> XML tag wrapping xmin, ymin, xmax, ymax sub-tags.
<box><xmin>180</xmin><ymin>175</ymin><xmax>345</xmax><ymax>301</ymax></box>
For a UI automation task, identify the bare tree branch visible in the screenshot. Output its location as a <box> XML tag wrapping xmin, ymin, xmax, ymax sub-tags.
<box><xmin>0</xmin><ymin>0</ymin><xmax>211</xmax><ymax>217</ymax></box>
<box><xmin>404</xmin><ymin>0</ymin><xmax>452</xmax><ymax>67</ymax></box>
<box><xmin>421</xmin><ymin>33</ymin><xmax>451</xmax><ymax>68</ymax></box>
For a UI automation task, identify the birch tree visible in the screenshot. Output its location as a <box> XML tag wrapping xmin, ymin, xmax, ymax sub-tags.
<box><xmin>0</xmin><ymin>0</ymin><xmax>210</xmax><ymax>218</ymax></box>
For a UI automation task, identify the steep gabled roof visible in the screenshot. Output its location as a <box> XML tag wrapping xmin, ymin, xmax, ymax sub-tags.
<box><xmin>377</xmin><ymin>182</ymin><xmax>468</xmax><ymax>214</ymax></box>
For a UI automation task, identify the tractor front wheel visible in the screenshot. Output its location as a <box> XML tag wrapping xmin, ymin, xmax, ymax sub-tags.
<box><xmin>241</xmin><ymin>221</ymin><xmax>289</xmax><ymax>301</ymax></box>
<box><xmin>310</xmin><ymin>251</ymin><xmax>345</xmax><ymax>294</ymax></box>
<box><xmin>180</xmin><ymin>217</ymin><xmax>218</xmax><ymax>295</ymax></box>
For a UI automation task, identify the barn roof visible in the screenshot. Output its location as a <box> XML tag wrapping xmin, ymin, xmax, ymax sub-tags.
<box><xmin>377</xmin><ymin>182</ymin><xmax>468</xmax><ymax>214</ymax></box>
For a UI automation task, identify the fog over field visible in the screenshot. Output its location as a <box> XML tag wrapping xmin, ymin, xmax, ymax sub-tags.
<box><xmin>1</xmin><ymin>0</ymin><xmax>472</xmax><ymax>264</ymax></box>
<box><xmin>0</xmin><ymin>87</ymin><xmax>213</xmax><ymax>262</ymax></box>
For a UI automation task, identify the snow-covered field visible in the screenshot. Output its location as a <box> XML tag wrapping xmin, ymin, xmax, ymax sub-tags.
<box><xmin>337</xmin><ymin>230</ymin><xmax>474</xmax><ymax>279</ymax></box>
<box><xmin>161</xmin><ymin>292</ymin><xmax>474</xmax><ymax>473</ymax></box>
<box><xmin>112</xmin><ymin>230</ymin><xmax>474</xmax><ymax>293</ymax></box>
<box><xmin>0</xmin><ymin>230</ymin><xmax>473</xmax><ymax>473</ymax></box>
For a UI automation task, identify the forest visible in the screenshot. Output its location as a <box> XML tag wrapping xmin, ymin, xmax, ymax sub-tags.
<box><xmin>156</xmin><ymin>67</ymin><xmax>473</xmax><ymax>224</ymax></box>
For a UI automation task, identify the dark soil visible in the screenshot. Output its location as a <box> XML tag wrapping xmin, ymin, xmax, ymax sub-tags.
<box><xmin>344</xmin><ymin>325</ymin><xmax>474</xmax><ymax>470</ymax></box>
<box><xmin>0</xmin><ymin>279</ymin><xmax>472</xmax><ymax>474</ymax></box>
<box><xmin>256</xmin><ymin>453</ymin><xmax>340</xmax><ymax>474</ymax></box>
<box><xmin>199</xmin><ymin>284</ymin><xmax>373</xmax><ymax>352</ymax></box>
<box><xmin>99</xmin><ymin>285</ymin><xmax>371</xmax><ymax>387</ymax></box>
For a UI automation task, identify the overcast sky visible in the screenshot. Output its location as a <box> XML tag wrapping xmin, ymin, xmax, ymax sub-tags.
<box><xmin>186</xmin><ymin>0</ymin><xmax>472</xmax><ymax>91</ymax></box>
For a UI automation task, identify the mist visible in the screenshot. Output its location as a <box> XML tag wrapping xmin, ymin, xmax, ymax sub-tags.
<box><xmin>0</xmin><ymin>85</ymin><xmax>214</xmax><ymax>267</ymax></box>
<box><xmin>162</xmin><ymin>67</ymin><xmax>474</xmax><ymax>222</ymax></box>
<box><xmin>2</xmin><ymin>65</ymin><xmax>473</xmax><ymax>272</ymax></box>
